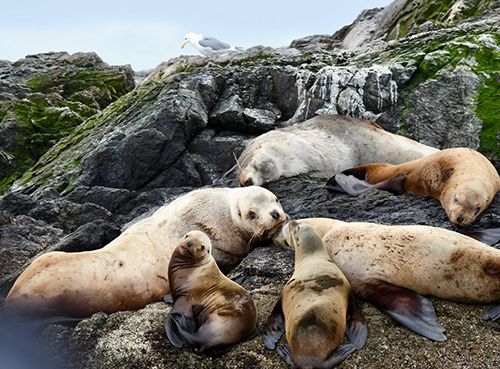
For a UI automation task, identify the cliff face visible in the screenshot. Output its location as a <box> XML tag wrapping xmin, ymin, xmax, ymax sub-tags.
<box><xmin>0</xmin><ymin>52</ymin><xmax>135</xmax><ymax>192</ymax></box>
<box><xmin>1</xmin><ymin>0</ymin><xmax>500</xmax><ymax>368</ymax></box>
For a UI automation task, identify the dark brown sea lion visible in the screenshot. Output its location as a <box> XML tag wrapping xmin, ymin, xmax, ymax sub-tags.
<box><xmin>165</xmin><ymin>231</ymin><xmax>257</xmax><ymax>356</ymax></box>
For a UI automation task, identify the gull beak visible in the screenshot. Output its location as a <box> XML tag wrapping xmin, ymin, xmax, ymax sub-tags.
<box><xmin>181</xmin><ymin>42</ymin><xmax>187</xmax><ymax>49</ymax></box>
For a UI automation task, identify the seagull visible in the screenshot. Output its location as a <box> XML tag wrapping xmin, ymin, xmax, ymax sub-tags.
<box><xmin>181</xmin><ymin>32</ymin><xmax>242</xmax><ymax>57</ymax></box>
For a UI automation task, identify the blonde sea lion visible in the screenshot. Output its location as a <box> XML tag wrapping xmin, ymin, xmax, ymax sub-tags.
<box><xmin>165</xmin><ymin>231</ymin><xmax>257</xmax><ymax>356</ymax></box>
<box><xmin>326</xmin><ymin>147</ymin><xmax>500</xmax><ymax>226</ymax></box>
<box><xmin>262</xmin><ymin>221</ymin><xmax>367</xmax><ymax>368</ymax></box>
<box><xmin>4</xmin><ymin>187</ymin><xmax>286</xmax><ymax>319</ymax></box>
<box><xmin>274</xmin><ymin>218</ymin><xmax>500</xmax><ymax>341</ymax></box>
<box><xmin>237</xmin><ymin>114</ymin><xmax>438</xmax><ymax>187</ymax></box>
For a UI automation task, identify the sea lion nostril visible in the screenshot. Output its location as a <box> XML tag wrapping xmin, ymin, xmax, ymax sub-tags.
<box><xmin>187</xmin><ymin>241</ymin><xmax>194</xmax><ymax>247</ymax></box>
<box><xmin>245</xmin><ymin>179</ymin><xmax>253</xmax><ymax>186</ymax></box>
<box><xmin>457</xmin><ymin>215</ymin><xmax>465</xmax><ymax>223</ymax></box>
<box><xmin>271</xmin><ymin>210</ymin><xmax>279</xmax><ymax>219</ymax></box>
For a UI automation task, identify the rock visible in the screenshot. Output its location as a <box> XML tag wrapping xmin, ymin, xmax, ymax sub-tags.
<box><xmin>2</xmin><ymin>0</ymin><xmax>500</xmax><ymax>368</ymax></box>
<box><xmin>0</xmin><ymin>52</ymin><xmax>135</xmax><ymax>193</ymax></box>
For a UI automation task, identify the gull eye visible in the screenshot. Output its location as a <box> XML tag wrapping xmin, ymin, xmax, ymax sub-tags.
<box><xmin>249</xmin><ymin>211</ymin><xmax>256</xmax><ymax>219</ymax></box>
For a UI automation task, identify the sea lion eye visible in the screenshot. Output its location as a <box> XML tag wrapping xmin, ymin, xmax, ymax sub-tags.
<box><xmin>454</xmin><ymin>197</ymin><xmax>458</xmax><ymax>203</ymax></box>
<box><xmin>476</xmin><ymin>206</ymin><xmax>481</xmax><ymax>213</ymax></box>
<box><xmin>201</xmin><ymin>245</ymin><xmax>205</xmax><ymax>250</ymax></box>
<box><xmin>245</xmin><ymin>179</ymin><xmax>253</xmax><ymax>186</ymax></box>
<box><xmin>249</xmin><ymin>211</ymin><xmax>256</xmax><ymax>219</ymax></box>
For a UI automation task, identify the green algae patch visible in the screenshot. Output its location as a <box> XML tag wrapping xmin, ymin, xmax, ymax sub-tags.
<box><xmin>476</xmin><ymin>74</ymin><xmax>500</xmax><ymax>167</ymax></box>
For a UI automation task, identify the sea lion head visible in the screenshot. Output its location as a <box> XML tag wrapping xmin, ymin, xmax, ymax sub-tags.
<box><xmin>235</xmin><ymin>187</ymin><xmax>287</xmax><ymax>243</ymax></box>
<box><xmin>176</xmin><ymin>231</ymin><xmax>212</xmax><ymax>260</ymax></box>
<box><xmin>238</xmin><ymin>151</ymin><xmax>279</xmax><ymax>187</ymax></box>
<box><xmin>289</xmin><ymin>220</ymin><xmax>326</xmax><ymax>256</ymax></box>
<box><xmin>272</xmin><ymin>221</ymin><xmax>324</xmax><ymax>254</ymax></box>
<box><xmin>446</xmin><ymin>183</ymin><xmax>491</xmax><ymax>227</ymax></box>
<box><xmin>273</xmin><ymin>221</ymin><xmax>292</xmax><ymax>249</ymax></box>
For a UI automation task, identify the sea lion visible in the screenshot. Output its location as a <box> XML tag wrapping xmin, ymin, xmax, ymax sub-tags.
<box><xmin>326</xmin><ymin>147</ymin><xmax>500</xmax><ymax>226</ymax></box>
<box><xmin>237</xmin><ymin>114</ymin><xmax>438</xmax><ymax>187</ymax></box>
<box><xmin>4</xmin><ymin>186</ymin><xmax>286</xmax><ymax>319</ymax></box>
<box><xmin>262</xmin><ymin>221</ymin><xmax>367</xmax><ymax>368</ymax></box>
<box><xmin>273</xmin><ymin>218</ymin><xmax>500</xmax><ymax>341</ymax></box>
<box><xmin>165</xmin><ymin>231</ymin><xmax>257</xmax><ymax>356</ymax></box>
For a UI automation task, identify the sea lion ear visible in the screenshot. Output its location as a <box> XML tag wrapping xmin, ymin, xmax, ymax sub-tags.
<box><xmin>442</xmin><ymin>169</ymin><xmax>454</xmax><ymax>182</ymax></box>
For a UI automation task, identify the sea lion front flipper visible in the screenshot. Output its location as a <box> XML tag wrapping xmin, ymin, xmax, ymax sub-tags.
<box><xmin>483</xmin><ymin>304</ymin><xmax>500</xmax><ymax>321</ymax></box>
<box><xmin>463</xmin><ymin>228</ymin><xmax>500</xmax><ymax>246</ymax></box>
<box><xmin>163</xmin><ymin>293</ymin><xmax>173</xmax><ymax>304</ymax></box>
<box><xmin>276</xmin><ymin>343</ymin><xmax>294</xmax><ymax>367</ymax></box>
<box><xmin>345</xmin><ymin>293</ymin><xmax>368</xmax><ymax>350</ymax></box>
<box><xmin>323</xmin><ymin>344</ymin><xmax>357</xmax><ymax>368</ymax></box>
<box><xmin>165</xmin><ymin>312</ymin><xmax>191</xmax><ymax>348</ymax></box>
<box><xmin>356</xmin><ymin>280</ymin><xmax>447</xmax><ymax>342</ymax></box>
<box><xmin>262</xmin><ymin>296</ymin><xmax>285</xmax><ymax>350</ymax></box>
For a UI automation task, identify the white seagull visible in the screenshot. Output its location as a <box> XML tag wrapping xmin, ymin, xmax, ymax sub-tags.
<box><xmin>181</xmin><ymin>32</ymin><xmax>242</xmax><ymax>57</ymax></box>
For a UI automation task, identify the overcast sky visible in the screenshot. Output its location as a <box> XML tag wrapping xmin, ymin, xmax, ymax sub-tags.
<box><xmin>2</xmin><ymin>0</ymin><xmax>394</xmax><ymax>71</ymax></box>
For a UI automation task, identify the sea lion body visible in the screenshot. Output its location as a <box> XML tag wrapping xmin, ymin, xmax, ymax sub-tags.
<box><xmin>274</xmin><ymin>218</ymin><xmax>500</xmax><ymax>341</ymax></box>
<box><xmin>327</xmin><ymin>148</ymin><xmax>500</xmax><ymax>226</ymax></box>
<box><xmin>263</xmin><ymin>221</ymin><xmax>367</xmax><ymax>368</ymax></box>
<box><xmin>4</xmin><ymin>187</ymin><xmax>286</xmax><ymax>319</ymax></box>
<box><xmin>237</xmin><ymin>114</ymin><xmax>438</xmax><ymax>186</ymax></box>
<box><xmin>165</xmin><ymin>231</ymin><xmax>257</xmax><ymax>356</ymax></box>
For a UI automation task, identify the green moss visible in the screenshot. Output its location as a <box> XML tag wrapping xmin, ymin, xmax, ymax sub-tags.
<box><xmin>476</xmin><ymin>75</ymin><xmax>500</xmax><ymax>167</ymax></box>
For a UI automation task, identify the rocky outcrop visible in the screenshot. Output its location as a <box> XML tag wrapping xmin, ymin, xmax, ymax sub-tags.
<box><xmin>2</xmin><ymin>0</ymin><xmax>500</xmax><ymax>368</ymax></box>
<box><xmin>0</xmin><ymin>52</ymin><xmax>135</xmax><ymax>192</ymax></box>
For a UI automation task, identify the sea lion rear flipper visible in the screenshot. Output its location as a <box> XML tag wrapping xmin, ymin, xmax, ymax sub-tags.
<box><xmin>262</xmin><ymin>296</ymin><xmax>285</xmax><ymax>350</ymax></box>
<box><xmin>464</xmin><ymin>228</ymin><xmax>500</xmax><ymax>246</ymax></box>
<box><xmin>345</xmin><ymin>293</ymin><xmax>368</xmax><ymax>350</ymax></box>
<box><xmin>356</xmin><ymin>280</ymin><xmax>447</xmax><ymax>342</ymax></box>
<box><xmin>326</xmin><ymin>171</ymin><xmax>407</xmax><ymax>197</ymax></box>
<box><xmin>483</xmin><ymin>304</ymin><xmax>500</xmax><ymax>321</ymax></box>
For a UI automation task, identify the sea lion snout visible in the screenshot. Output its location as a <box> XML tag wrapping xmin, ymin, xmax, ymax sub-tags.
<box><xmin>457</xmin><ymin>215</ymin><xmax>465</xmax><ymax>223</ymax></box>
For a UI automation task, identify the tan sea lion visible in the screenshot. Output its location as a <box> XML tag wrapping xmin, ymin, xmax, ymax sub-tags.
<box><xmin>165</xmin><ymin>231</ymin><xmax>257</xmax><ymax>356</ymax></box>
<box><xmin>326</xmin><ymin>147</ymin><xmax>500</xmax><ymax>226</ymax></box>
<box><xmin>262</xmin><ymin>221</ymin><xmax>367</xmax><ymax>368</ymax></box>
<box><xmin>4</xmin><ymin>187</ymin><xmax>286</xmax><ymax>319</ymax></box>
<box><xmin>237</xmin><ymin>114</ymin><xmax>438</xmax><ymax>186</ymax></box>
<box><xmin>273</xmin><ymin>218</ymin><xmax>500</xmax><ymax>341</ymax></box>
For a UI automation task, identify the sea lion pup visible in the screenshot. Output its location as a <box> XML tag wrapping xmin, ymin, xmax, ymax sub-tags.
<box><xmin>236</xmin><ymin>114</ymin><xmax>438</xmax><ymax>187</ymax></box>
<box><xmin>165</xmin><ymin>231</ymin><xmax>257</xmax><ymax>356</ymax></box>
<box><xmin>262</xmin><ymin>221</ymin><xmax>368</xmax><ymax>369</ymax></box>
<box><xmin>326</xmin><ymin>147</ymin><xmax>500</xmax><ymax>226</ymax></box>
<box><xmin>4</xmin><ymin>187</ymin><xmax>286</xmax><ymax>320</ymax></box>
<box><xmin>273</xmin><ymin>218</ymin><xmax>500</xmax><ymax>342</ymax></box>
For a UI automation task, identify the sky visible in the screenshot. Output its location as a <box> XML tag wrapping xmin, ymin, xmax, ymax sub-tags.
<box><xmin>2</xmin><ymin>0</ymin><xmax>394</xmax><ymax>71</ymax></box>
